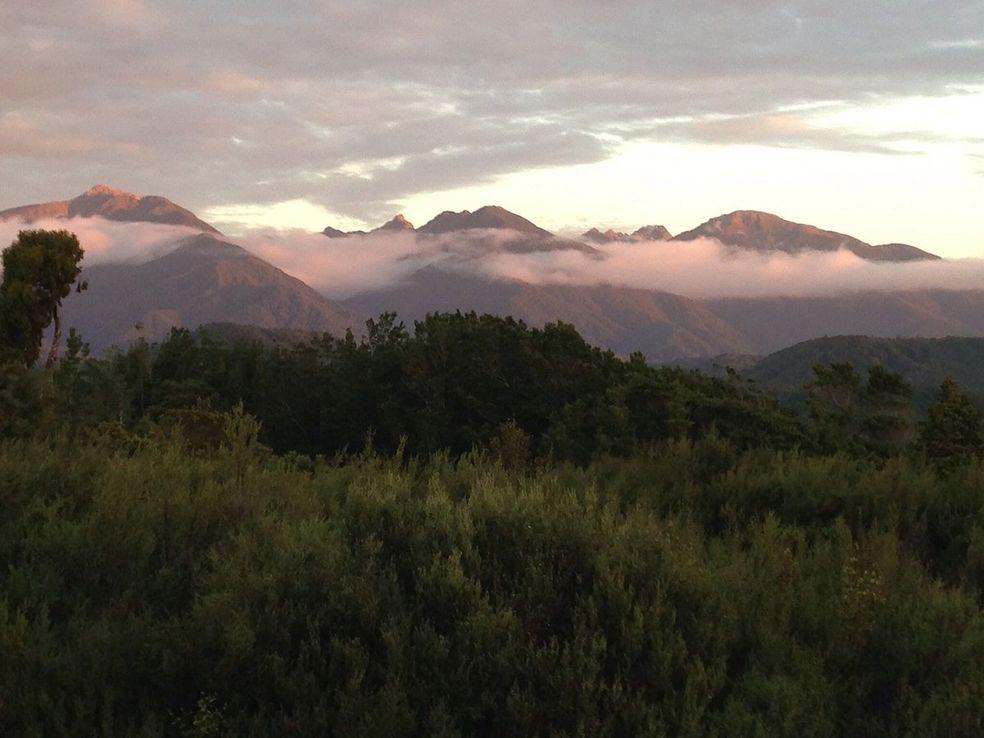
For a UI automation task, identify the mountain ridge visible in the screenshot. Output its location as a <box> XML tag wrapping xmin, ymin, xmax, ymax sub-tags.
<box><xmin>0</xmin><ymin>185</ymin><xmax>220</xmax><ymax>234</ymax></box>
<box><xmin>323</xmin><ymin>206</ymin><xmax>939</xmax><ymax>262</ymax></box>
<box><xmin>675</xmin><ymin>210</ymin><xmax>939</xmax><ymax>262</ymax></box>
<box><xmin>582</xmin><ymin>225</ymin><xmax>673</xmax><ymax>243</ymax></box>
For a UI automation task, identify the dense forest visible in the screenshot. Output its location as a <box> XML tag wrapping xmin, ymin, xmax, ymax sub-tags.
<box><xmin>1</xmin><ymin>231</ymin><xmax>983</xmax><ymax>736</ymax></box>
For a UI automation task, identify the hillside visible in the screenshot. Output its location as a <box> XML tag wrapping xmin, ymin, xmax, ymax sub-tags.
<box><xmin>342</xmin><ymin>266</ymin><xmax>752</xmax><ymax>360</ymax></box>
<box><xmin>344</xmin><ymin>263</ymin><xmax>984</xmax><ymax>360</ymax></box>
<box><xmin>747</xmin><ymin>335</ymin><xmax>984</xmax><ymax>395</ymax></box>
<box><xmin>707</xmin><ymin>290</ymin><xmax>984</xmax><ymax>354</ymax></box>
<box><xmin>61</xmin><ymin>233</ymin><xmax>359</xmax><ymax>352</ymax></box>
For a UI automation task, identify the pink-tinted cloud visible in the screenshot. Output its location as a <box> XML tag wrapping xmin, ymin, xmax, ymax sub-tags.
<box><xmin>3</xmin><ymin>217</ymin><xmax>983</xmax><ymax>301</ymax></box>
<box><xmin>470</xmin><ymin>238</ymin><xmax>984</xmax><ymax>298</ymax></box>
<box><xmin>0</xmin><ymin>216</ymin><xmax>199</xmax><ymax>266</ymax></box>
<box><xmin>241</xmin><ymin>227</ymin><xmax>984</xmax><ymax>300</ymax></box>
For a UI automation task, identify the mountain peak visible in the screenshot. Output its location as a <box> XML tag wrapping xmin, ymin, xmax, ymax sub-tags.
<box><xmin>374</xmin><ymin>214</ymin><xmax>415</xmax><ymax>232</ymax></box>
<box><xmin>582</xmin><ymin>224</ymin><xmax>672</xmax><ymax>243</ymax></box>
<box><xmin>675</xmin><ymin>210</ymin><xmax>937</xmax><ymax>262</ymax></box>
<box><xmin>81</xmin><ymin>184</ymin><xmax>132</xmax><ymax>198</ymax></box>
<box><xmin>322</xmin><ymin>226</ymin><xmax>350</xmax><ymax>238</ymax></box>
<box><xmin>582</xmin><ymin>227</ymin><xmax>630</xmax><ymax>243</ymax></box>
<box><xmin>632</xmin><ymin>225</ymin><xmax>673</xmax><ymax>241</ymax></box>
<box><xmin>418</xmin><ymin>205</ymin><xmax>552</xmax><ymax>237</ymax></box>
<box><xmin>0</xmin><ymin>185</ymin><xmax>219</xmax><ymax>234</ymax></box>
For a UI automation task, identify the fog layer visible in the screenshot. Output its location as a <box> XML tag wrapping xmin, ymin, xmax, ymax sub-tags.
<box><xmin>3</xmin><ymin>217</ymin><xmax>983</xmax><ymax>300</ymax></box>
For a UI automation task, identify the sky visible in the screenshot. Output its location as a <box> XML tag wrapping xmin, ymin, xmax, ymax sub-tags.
<box><xmin>2</xmin><ymin>1</ymin><xmax>983</xmax><ymax>257</ymax></box>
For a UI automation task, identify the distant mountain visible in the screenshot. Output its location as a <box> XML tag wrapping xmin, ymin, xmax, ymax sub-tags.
<box><xmin>322</xmin><ymin>226</ymin><xmax>356</xmax><ymax>238</ymax></box>
<box><xmin>1</xmin><ymin>185</ymin><xmax>359</xmax><ymax>351</ymax></box>
<box><xmin>323</xmin><ymin>206</ymin><xmax>938</xmax><ymax>263</ymax></box>
<box><xmin>345</xmin><ymin>259</ymin><xmax>984</xmax><ymax>360</ymax></box>
<box><xmin>864</xmin><ymin>243</ymin><xmax>938</xmax><ymax>261</ymax></box>
<box><xmin>344</xmin><ymin>266</ymin><xmax>755</xmax><ymax>361</ymax></box>
<box><xmin>418</xmin><ymin>206</ymin><xmax>552</xmax><ymax>237</ymax></box>
<box><xmin>745</xmin><ymin>335</ymin><xmax>984</xmax><ymax>396</ymax></box>
<box><xmin>323</xmin><ymin>214</ymin><xmax>414</xmax><ymax>238</ymax></box>
<box><xmin>5</xmin><ymin>186</ymin><xmax>973</xmax><ymax>360</ymax></box>
<box><xmin>0</xmin><ymin>184</ymin><xmax>220</xmax><ymax>233</ymax></box>
<box><xmin>675</xmin><ymin>210</ymin><xmax>939</xmax><ymax>262</ymax></box>
<box><xmin>582</xmin><ymin>225</ymin><xmax>672</xmax><ymax>243</ymax></box>
<box><xmin>60</xmin><ymin>233</ymin><xmax>359</xmax><ymax>352</ymax></box>
<box><xmin>374</xmin><ymin>214</ymin><xmax>414</xmax><ymax>233</ymax></box>
<box><xmin>707</xmin><ymin>290</ymin><xmax>984</xmax><ymax>354</ymax></box>
<box><xmin>634</xmin><ymin>225</ymin><xmax>674</xmax><ymax>241</ymax></box>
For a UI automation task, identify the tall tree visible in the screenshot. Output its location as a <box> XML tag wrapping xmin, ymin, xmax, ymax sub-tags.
<box><xmin>861</xmin><ymin>365</ymin><xmax>914</xmax><ymax>456</ymax></box>
<box><xmin>807</xmin><ymin>362</ymin><xmax>862</xmax><ymax>451</ymax></box>
<box><xmin>0</xmin><ymin>230</ymin><xmax>84</xmax><ymax>367</ymax></box>
<box><xmin>921</xmin><ymin>377</ymin><xmax>983</xmax><ymax>464</ymax></box>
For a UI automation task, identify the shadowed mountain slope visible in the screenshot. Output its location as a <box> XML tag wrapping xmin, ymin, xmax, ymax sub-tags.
<box><xmin>707</xmin><ymin>290</ymin><xmax>984</xmax><ymax>354</ymax></box>
<box><xmin>343</xmin><ymin>266</ymin><xmax>754</xmax><ymax>360</ymax></box>
<box><xmin>61</xmin><ymin>233</ymin><xmax>359</xmax><ymax>352</ymax></box>
<box><xmin>746</xmin><ymin>335</ymin><xmax>984</xmax><ymax>395</ymax></box>
<box><xmin>345</xmin><ymin>262</ymin><xmax>984</xmax><ymax>360</ymax></box>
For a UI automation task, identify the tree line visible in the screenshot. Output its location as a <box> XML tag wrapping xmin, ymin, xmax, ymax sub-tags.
<box><xmin>2</xmin><ymin>228</ymin><xmax>981</xmax><ymax>468</ymax></box>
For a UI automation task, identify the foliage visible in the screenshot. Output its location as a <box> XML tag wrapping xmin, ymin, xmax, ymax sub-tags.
<box><xmin>807</xmin><ymin>363</ymin><xmax>914</xmax><ymax>456</ymax></box>
<box><xmin>747</xmin><ymin>335</ymin><xmax>984</xmax><ymax>408</ymax></box>
<box><xmin>0</xmin><ymin>428</ymin><xmax>981</xmax><ymax>736</ymax></box>
<box><xmin>1</xmin><ymin>310</ymin><xmax>808</xmax><ymax>461</ymax></box>
<box><xmin>0</xmin><ymin>229</ymin><xmax>85</xmax><ymax>367</ymax></box>
<box><xmin>921</xmin><ymin>378</ymin><xmax>984</xmax><ymax>465</ymax></box>
<box><xmin>2</xmin><ymin>284</ymin><xmax>983</xmax><ymax>734</ymax></box>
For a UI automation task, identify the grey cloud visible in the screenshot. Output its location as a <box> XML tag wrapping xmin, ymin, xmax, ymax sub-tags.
<box><xmin>1</xmin><ymin>1</ymin><xmax>982</xmax><ymax>219</ymax></box>
<box><xmin>643</xmin><ymin>112</ymin><xmax>983</xmax><ymax>155</ymax></box>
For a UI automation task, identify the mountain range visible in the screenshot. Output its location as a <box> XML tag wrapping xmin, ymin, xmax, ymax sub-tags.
<box><xmin>2</xmin><ymin>185</ymin><xmax>978</xmax><ymax>358</ymax></box>
<box><xmin>323</xmin><ymin>205</ymin><xmax>940</xmax><ymax>262</ymax></box>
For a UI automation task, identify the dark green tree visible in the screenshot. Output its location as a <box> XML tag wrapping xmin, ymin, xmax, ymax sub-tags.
<box><xmin>807</xmin><ymin>362</ymin><xmax>862</xmax><ymax>451</ymax></box>
<box><xmin>0</xmin><ymin>229</ymin><xmax>85</xmax><ymax>367</ymax></box>
<box><xmin>861</xmin><ymin>364</ymin><xmax>914</xmax><ymax>456</ymax></box>
<box><xmin>921</xmin><ymin>377</ymin><xmax>983</xmax><ymax>464</ymax></box>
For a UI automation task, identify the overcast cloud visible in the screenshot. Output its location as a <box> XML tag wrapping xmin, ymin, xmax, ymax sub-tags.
<box><xmin>1</xmin><ymin>1</ymin><xmax>983</xmax><ymax>224</ymax></box>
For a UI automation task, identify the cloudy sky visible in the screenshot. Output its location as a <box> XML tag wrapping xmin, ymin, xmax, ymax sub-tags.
<box><xmin>2</xmin><ymin>1</ymin><xmax>983</xmax><ymax>256</ymax></box>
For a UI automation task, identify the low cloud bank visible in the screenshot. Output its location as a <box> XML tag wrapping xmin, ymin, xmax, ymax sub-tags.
<box><xmin>237</xmin><ymin>227</ymin><xmax>553</xmax><ymax>298</ymax></box>
<box><xmin>0</xmin><ymin>217</ymin><xmax>199</xmax><ymax>267</ymax></box>
<box><xmin>471</xmin><ymin>239</ymin><xmax>984</xmax><ymax>299</ymax></box>
<box><xmin>2</xmin><ymin>216</ymin><xmax>983</xmax><ymax>300</ymax></box>
<box><xmin>244</xmin><ymin>228</ymin><xmax>984</xmax><ymax>300</ymax></box>
<box><xmin>238</xmin><ymin>229</ymin><xmax>443</xmax><ymax>298</ymax></box>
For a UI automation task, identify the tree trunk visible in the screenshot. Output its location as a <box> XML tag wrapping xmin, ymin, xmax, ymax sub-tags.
<box><xmin>45</xmin><ymin>308</ymin><xmax>61</xmax><ymax>368</ymax></box>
